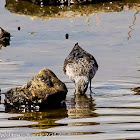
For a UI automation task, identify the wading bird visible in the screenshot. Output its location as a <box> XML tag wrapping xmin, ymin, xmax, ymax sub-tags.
<box><xmin>63</xmin><ymin>43</ymin><xmax>98</xmax><ymax>94</ymax></box>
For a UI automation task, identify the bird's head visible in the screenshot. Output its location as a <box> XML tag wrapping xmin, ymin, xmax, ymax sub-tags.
<box><xmin>75</xmin><ymin>76</ymin><xmax>89</xmax><ymax>95</ymax></box>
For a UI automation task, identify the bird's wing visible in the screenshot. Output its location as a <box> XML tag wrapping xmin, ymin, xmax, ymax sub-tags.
<box><xmin>86</xmin><ymin>52</ymin><xmax>98</xmax><ymax>70</ymax></box>
<box><xmin>63</xmin><ymin>55</ymin><xmax>73</xmax><ymax>73</ymax></box>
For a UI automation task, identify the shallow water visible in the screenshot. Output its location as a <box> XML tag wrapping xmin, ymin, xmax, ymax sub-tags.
<box><xmin>1</xmin><ymin>0</ymin><xmax>140</xmax><ymax>139</ymax></box>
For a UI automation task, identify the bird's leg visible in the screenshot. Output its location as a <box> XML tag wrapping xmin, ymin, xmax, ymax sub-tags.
<box><xmin>74</xmin><ymin>82</ymin><xmax>77</xmax><ymax>95</ymax></box>
<box><xmin>74</xmin><ymin>89</ymin><xmax>76</xmax><ymax>95</ymax></box>
<box><xmin>89</xmin><ymin>80</ymin><xmax>92</xmax><ymax>94</ymax></box>
<box><xmin>89</xmin><ymin>80</ymin><xmax>95</xmax><ymax>94</ymax></box>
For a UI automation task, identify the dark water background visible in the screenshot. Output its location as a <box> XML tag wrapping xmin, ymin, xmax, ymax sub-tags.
<box><xmin>0</xmin><ymin>0</ymin><xmax>140</xmax><ymax>139</ymax></box>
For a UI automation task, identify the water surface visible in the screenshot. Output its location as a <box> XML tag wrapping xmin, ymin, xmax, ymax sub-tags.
<box><xmin>1</xmin><ymin>0</ymin><xmax>140</xmax><ymax>139</ymax></box>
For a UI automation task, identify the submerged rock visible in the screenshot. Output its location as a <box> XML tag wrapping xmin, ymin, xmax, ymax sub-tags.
<box><xmin>0</xmin><ymin>27</ymin><xmax>10</xmax><ymax>49</ymax></box>
<box><xmin>5</xmin><ymin>68</ymin><xmax>67</xmax><ymax>109</ymax></box>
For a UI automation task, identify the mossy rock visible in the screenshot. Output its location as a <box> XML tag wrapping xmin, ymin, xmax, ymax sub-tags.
<box><xmin>5</xmin><ymin>68</ymin><xmax>67</xmax><ymax>109</ymax></box>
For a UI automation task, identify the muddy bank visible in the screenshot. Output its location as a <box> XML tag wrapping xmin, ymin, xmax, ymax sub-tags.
<box><xmin>5</xmin><ymin>0</ymin><xmax>140</xmax><ymax>20</ymax></box>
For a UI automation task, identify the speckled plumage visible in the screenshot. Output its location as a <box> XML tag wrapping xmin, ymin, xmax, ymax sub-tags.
<box><xmin>63</xmin><ymin>43</ymin><xmax>98</xmax><ymax>94</ymax></box>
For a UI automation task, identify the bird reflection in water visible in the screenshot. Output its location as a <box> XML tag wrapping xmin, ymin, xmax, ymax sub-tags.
<box><xmin>68</xmin><ymin>94</ymin><xmax>98</xmax><ymax>119</ymax></box>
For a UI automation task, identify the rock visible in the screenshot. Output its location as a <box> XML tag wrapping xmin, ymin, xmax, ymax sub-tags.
<box><xmin>131</xmin><ymin>87</ymin><xmax>140</xmax><ymax>95</ymax></box>
<box><xmin>5</xmin><ymin>0</ymin><xmax>124</xmax><ymax>6</ymax></box>
<box><xmin>65</xmin><ymin>33</ymin><xmax>69</xmax><ymax>39</ymax></box>
<box><xmin>6</xmin><ymin>0</ymin><xmax>137</xmax><ymax>20</ymax></box>
<box><xmin>5</xmin><ymin>68</ymin><xmax>67</xmax><ymax>109</ymax></box>
<box><xmin>18</xmin><ymin>26</ymin><xmax>21</xmax><ymax>31</ymax></box>
<box><xmin>0</xmin><ymin>27</ymin><xmax>10</xmax><ymax>49</ymax></box>
<box><xmin>0</xmin><ymin>27</ymin><xmax>10</xmax><ymax>38</ymax></box>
